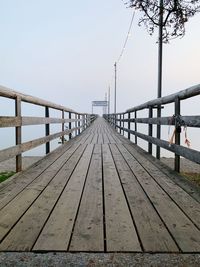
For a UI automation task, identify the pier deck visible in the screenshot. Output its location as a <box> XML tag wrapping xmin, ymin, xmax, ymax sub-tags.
<box><xmin>0</xmin><ymin>118</ymin><xmax>200</xmax><ymax>253</ymax></box>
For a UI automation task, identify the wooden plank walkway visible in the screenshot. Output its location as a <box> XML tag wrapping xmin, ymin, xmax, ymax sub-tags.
<box><xmin>0</xmin><ymin>118</ymin><xmax>200</xmax><ymax>253</ymax></box>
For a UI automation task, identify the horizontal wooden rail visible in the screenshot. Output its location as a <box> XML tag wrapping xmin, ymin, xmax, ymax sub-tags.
<box><xmin>0</xmin><ymin>86</ymin><xmax>97</xmax><ymax>172</ymax></box>
<box><xmin>104</xmin><ymin>84</ymin><xmax>200</xmax><ymax>172</ymax></box>
<box><xmin>116</xmin><ymin>116</ymin><xmax>200</xmax><ymax>127</ymax></box>
<box><xmin>0</xmin><ymin>85</ymin><xmax>76</xmax><ymax>114</ymax></box>
<box><xmin>0</xmin><ymin>127</ymin><xmax>81</xmax><ymax>163</ymax></box>
<box><xmin>118</xmin><ymin>126</ymin><xmax>200</xmax><ymax>164</ymax></box>
<box><xmin>0</xmin><ymin>116</ymin><xmax>83</xmax><ymax>127</ymax></box>
<box><xmin>126</xmin><ymin>84</ymin><xmax>200</xmax><ymax>113</ymax></box>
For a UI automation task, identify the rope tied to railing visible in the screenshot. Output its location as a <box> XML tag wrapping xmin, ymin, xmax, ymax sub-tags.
<box><xmin>168</xmin><ymin>115</ymin><xmax>191</xmax><ymax>147</ymax></box>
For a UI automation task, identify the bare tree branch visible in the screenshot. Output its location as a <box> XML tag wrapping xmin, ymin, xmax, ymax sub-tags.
<box><xmin>124</xmin><ymin>0</ymin><xmax>200</xmax><ymax>42</ymax></box>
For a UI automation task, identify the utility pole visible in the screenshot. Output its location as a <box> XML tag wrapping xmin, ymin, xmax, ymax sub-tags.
<box><xmin>108</xmin><ymin>86</ymin><xmax>110</xmax><ymax>114</ymax></box>
<box><xmin>114</xmin><ymin>62</ymin><xmax>117</xmax><ymax>114</ymax></box>
<box><xmin>104</xmin><ymin>93</ymin><xmax>107</xmax><ymax>114</ymax></box>
<box><xmin>156</xmin><ymin>0</ymin><xmax>163</xmax><ymax>159</ymax></box>
<box><xmin>158</xmin><ymin>0</ymin><xmax>163</xmax><ymax>99</ymax></box>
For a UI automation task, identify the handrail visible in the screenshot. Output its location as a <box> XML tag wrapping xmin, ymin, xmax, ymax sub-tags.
<box><xmin>126</xmin><ymin>84</ymin><xmax>200</xmax><ymax>113</ymax></box>
<box><xmin>0</xmin><ymin>86</ymin><xmax>97</xmax><ymax>172</ymax></box>
<box><xmin>104</xmin><ymin>84</ymin><xmax>200</xmax><ymax>172</ymax></box>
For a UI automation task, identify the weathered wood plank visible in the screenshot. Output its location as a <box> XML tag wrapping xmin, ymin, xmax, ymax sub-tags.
<box><xmin>124</xmin><ymin>143</ymin><xmax>200</xmax><ymax>229</ymax></box>
<box><xmin>0</xmin><ymin>117</ymin><xmax>199</xmax><ymax>253</ymax></box>
<box><xmin>69</xmin><ymin>144</ymin><xmax>104</xmax><ymax>251</ymax></box>
<box><xmin>0</xmin><ymin>85</ymin><xmax>76</xmax><ymax>113</ymax></box>
<box><xmin>0</xmin><ymin>144</ymin><xmax>87</xmax><ymax>251</ymax></box>
<box><xmin>102</xmin><ymin>133</ymin><xmax>110</xmax><ymax>144</ymax></box>
<box><xmin>117</xmin><ymin>143</ymin><xmax>200</xmax><ymax>252</ymax></box>
<box><xmin>105</xmin><ymin>133</ymin><xmax>116</xmax><ymax>144</ymax></box>
<box><xmin>0</xmin><ymin>127</ymin><xmax>92</xmax><ymax>197</ymax></box>
<box><xmin>0</xmin><ymin>127</ymin><xmax>81</xmax><ymax>163</ymax></box>
<box><xmin>15</xmin><ymin>96</ymin><xmax>22</xmax><ymax>172</ymax></box>
<box><xmin>0</xmin><ymin>143</ymin><xmax>83</xmax><ymax>242</ymax></box>
<box><xmin>119</xmin><ymin>116</ymin><xmax>200</xmax><ymax>128</ymax></box>
<box><xmin>131</xmin><ymin>142</ymin><xmax>200</xmax><ymax>203</ymax></box>
<box><xmin>0</xmin><ymin>116</ymin><xmax>82</xmax><ymax>128</ymax></box>
<box><xmin>102</xmin><ymin>144</ymin><xmax>141</xmax><ymax>252</ymax></box>
<box><xmin>126</xmin><ymin>84</ymin><xmax>200</xmax><ymax>113</ymax></box>
<box><xmin>0</xmin><ymin>116</ymin><xmax>21</xmax><ymax>127</ymax></box>
<box><xmin>33</xmin><ymin>144</ymin><xmax>94</xmax><ymax>251</ymax></box>
<box><xmin>97</xmin><ymin>134</ymin><xmax>103</xmax><ymax>144</ymax></box>
<box><xmin>122</xmin><ymin>128</ymin><xmax>200</xmax><ymax>164</ymax></box>
<box><xmin>83</xmin><ymin>133</ymin><xmax>95</xmax><ymax>145</ymax></box>
<box><xmin>91</xmin><ymin>134</ymin><xmax>98</xmax><ymax>144</ymax></box>
<box><xmin>0</xmin><ymin>142</ymin><xmax>72</xmax><ymax>195</ymax></box>
<box><xmin>110</xmin><ymin>143</ymin><xmax>178</xmax><ymax>252</ymax></box>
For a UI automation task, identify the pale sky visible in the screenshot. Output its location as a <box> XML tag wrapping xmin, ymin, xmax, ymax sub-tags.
<box><xmin>0</xmin><ymin>0</ymin><xmax>199</xmax><ymax>114</ymax></box>
<box><xmin>0</xmin><ymin>0</ymin><xmax>199</xmax><ymax>156</ymax></box>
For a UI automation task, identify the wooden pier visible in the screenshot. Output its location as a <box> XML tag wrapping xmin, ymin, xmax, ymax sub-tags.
<box><xmin>0</xmin><ymin>118</ymin><xmax>200</xmax><ymax>253</ymax></box>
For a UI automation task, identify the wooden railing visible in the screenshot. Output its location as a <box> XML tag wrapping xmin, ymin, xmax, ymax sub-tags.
<box><xmin>104</xmin><ymin>84</ymin><xmax>200</xmax><ymax>172</ymax></box>
<box><xmin>0</xmin><ymin>86</ymin><xmax>97</xmax><ymax>172</ymax></box>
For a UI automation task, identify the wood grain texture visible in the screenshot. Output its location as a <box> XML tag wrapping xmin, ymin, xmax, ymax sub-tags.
<box><xmin>69</xmin><ymin>145</ymin><xmax>104</xmax><ymax>251</ymax></box>
<box><xmin>110</xmin><ymin>143</ymin><xmax>178</xmax><ymax>252</ymax></box>
<box><xmin>0</xmin><ymin>118</ymin><xmax>200</xmax><ymax>253</ymax></box>
<box><xmin>102</xmin><ymin>144</ymin><xmax>141</xmax><ymax>252</ymax></box>
<box><xmin>0</xmin><ymin>127</ymin><xmax>81</xmax><ymax>163</ymax></box>
<box><xmin>0</xmin><ymin>144</ymin><xmax>87</xmax><ymax>251</ymax></box>
<box><xmin>117</xmin><ymin>143</ymin><xmax>200</xmax><ymax>252</ymax></box>
<box><xmin>33</xmin><ymin>144</ymin><xmax>94</xmax><ymax>251</ymax></box>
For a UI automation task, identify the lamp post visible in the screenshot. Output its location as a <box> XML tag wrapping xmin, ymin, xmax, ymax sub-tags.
<box><xmin>114</xmin><ymin>62</ymin><xmax>117</xmax><ymax>114</ymax></box>
<box><xmin>156</xmin><ymin>0</ymin><xmax>163</xmax><ymax>159</ymax></box>
<box><xmin>108</xmin><ymin>86</ymin><xmax>110</xmax><ymax>114</ymax></box>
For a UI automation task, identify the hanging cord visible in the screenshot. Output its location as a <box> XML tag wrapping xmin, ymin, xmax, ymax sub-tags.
<box><xmin>168</xmin><ymin>115</ymin><xmax>176</xmax><ymax>146</ymax></box>
<box><xmin>184</xmin><ymin>126</ymin><xmax>191</xmax><ymax>147</ymax></box>
<box><xmin>168</xmin><ymin>115</ymin><xmax>191</xmax><ymax>147</ymax></box>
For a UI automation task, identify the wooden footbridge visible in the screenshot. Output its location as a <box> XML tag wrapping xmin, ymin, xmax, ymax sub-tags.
<box><xmin>0</xmin><ymin>85</ymin><xmax>200</xmax><ymax>253</ymax></box>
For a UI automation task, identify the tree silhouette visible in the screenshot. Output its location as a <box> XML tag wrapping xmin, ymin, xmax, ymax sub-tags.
<box><xmin>124</xmin><ymin>0</ymin><xmax>200</xmax><ymax>42</ymax></box>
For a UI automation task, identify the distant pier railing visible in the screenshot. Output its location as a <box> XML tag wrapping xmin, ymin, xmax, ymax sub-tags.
<box><xmin>0</xmin><ymin>86</ymin><xmax>96</xmax><ymax>172</ymax></box>
<box><xmin>104</xmin><ymin>84</ymin><xmax>200</xmax><ymax>172</ymax></box>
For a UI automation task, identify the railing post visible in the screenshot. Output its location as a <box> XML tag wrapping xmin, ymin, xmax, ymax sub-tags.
<box><xmin>175</xmin><ymin>97</ymin><xmax>181</xmax><ymax>172</ymax></box>
<box><xmin>82</xmin><ymin>114</ymin><xmax>85</xmax><ymax>131</ymax></box>
<box><xmin>45</xmin><ymin>106</ymin><xmax>50</xmax><ymax>154</ymax></box>
<box><xmin>156</xmin><ymin>105</ymin><xmax>161</xmax><ymax>159</ymax></box>
<box><xmin>120</xmin><ymin>114</ymin><xmax>122</xmax><ymax>134</ymax></box>
<box><xmin>62</xmin><ymin>110</ymin><xmax>65</xmax><ymax>144</ymax></box>
<box><xmin>15</xmin><ymin>96</ymin><xmax>22</xmax><ymax>172</ymax></box>
<box><xmin>85</xmin><ymin>114</ymin><xmax>87</xmax><ymax>128</ymax></box>
<box><xmin>128</xmin><ymin>112</ymin><xmax>131</xmax><ymax>140</ymax></box>
<box><xmin>69</xmin><ymin>112</ymin><xmax>72</xmax><ymax>139</ymax></box>
<box><xmin>135</xmin><ymin>111</ymin><xmax>137</xmax><ymax>144</ymax></box>
<box><xmin>148</xmin><ymin>107</ymin><xmax>153</xmax><ymax>154</ymax></box>
<box><xmin>78</xmin><ymin>114</ymin><xmax>81</xmax><ymax>135</ymax></box>
<box><xmin>123</xmin><ymin>113</ymin><xmax>125</xmax><ymax>136</ymax></box>
<box><xmin>75</xmin><ymin>113</ymin><xmax>78</xmax><ymax>136</ymax></box>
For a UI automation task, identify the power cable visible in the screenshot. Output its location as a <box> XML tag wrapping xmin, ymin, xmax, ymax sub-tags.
<box><xmin>116</xmin><ymin>10</ymin><xmax>135</xmax><ymax>64</ymax></box>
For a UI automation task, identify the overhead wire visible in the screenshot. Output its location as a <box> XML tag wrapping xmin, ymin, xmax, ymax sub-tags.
<box><xmin>108</xmin><ymin>10</ymin><xmax>135</xmax><ymax>86</ymax></box>
<box><xmin>107</xmin><ymin>9</ymin><xmax>135</xmax><ymax>113</ymax></box>
<box><xmin>116</xmin><ymin>9</ymin><xmax>135</xmax><ymax>64</ymax></box>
